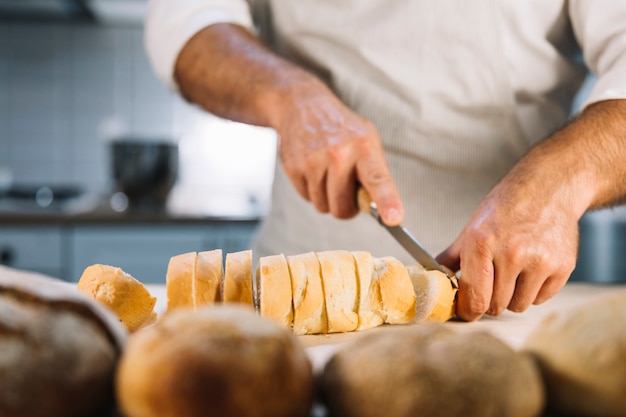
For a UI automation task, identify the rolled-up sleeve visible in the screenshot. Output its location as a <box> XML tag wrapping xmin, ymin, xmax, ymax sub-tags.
<box><xmin>570</xmin><ymin>0</ymin><xmax>626</xmax><ymax>108</ymax></box>
<box><xmin>144</xmin><ymin>0</ymin><xmax>253</xmax><ymax>91</ymax></box>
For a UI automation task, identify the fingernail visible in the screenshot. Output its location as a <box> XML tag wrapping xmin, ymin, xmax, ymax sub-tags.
<box><xmin>385</xmin><ymin>208</ymin><xmax>402</xmax><ymax>225</ymax></box>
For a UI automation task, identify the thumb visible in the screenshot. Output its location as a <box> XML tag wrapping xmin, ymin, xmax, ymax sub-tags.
<box><xmin>436</xmin><ymin>241</ymin><xmax>461</xmax><ymax>273</ymax></box>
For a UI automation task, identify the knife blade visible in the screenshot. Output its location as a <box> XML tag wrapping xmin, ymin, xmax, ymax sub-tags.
<box><xmin>357</xmin><ymin>187</ymin><xmax>458</xmax><ymax>288</ymax></box>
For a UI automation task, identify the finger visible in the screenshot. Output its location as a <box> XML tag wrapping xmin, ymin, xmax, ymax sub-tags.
<box><xmin>356</xmin><ymin>156</ymin><xmax>403</xmax><ymax>226</ymax></box>
<box><xmin>507</xmin><ymin>271</ymin><xmax>544</xmax><ymax>312</ymax></box>
<box><xmin>307</xmin><ymin>169</ymin><xmax>329</xmax><ymax>213</ymax></box>
<box><xmin>534</xmin><ymin>273</ymin><xmax>568</xmax><ymax>305</ymax></box>
<box><xmin>456</xmin><ymin>246</ymin><xmax>494</xmax><ymax>321</ymax></box>
<box><xmin>487</xmin><ymin>257</ymin><xmax>521</xmax><ymax>316</ymax></box>
<box><xmin>290</xmin><ymin>174</ymin><xmax>310</xmax><ymax>202</ymax></box>
<box><xmin>326</xmin><ymin>162</ymin><xmax>358</xmax><ymax>219</ymax></box>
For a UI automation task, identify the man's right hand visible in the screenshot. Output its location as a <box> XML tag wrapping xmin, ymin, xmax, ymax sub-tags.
<box><xmin>175</xmin><ymin>23</ymin><xmax>403</xmax><ymax>226</ymax></box>
<box><xmin>273</xmin><ymin>77</ymin><xmax>403</xmax><ymax>225</ymax></box>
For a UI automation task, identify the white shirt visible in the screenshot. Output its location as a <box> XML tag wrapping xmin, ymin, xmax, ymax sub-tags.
<box><xmin>145</xmin><ymin>1</ymin><xmax>626</xmax><ymax>263</ymax></box>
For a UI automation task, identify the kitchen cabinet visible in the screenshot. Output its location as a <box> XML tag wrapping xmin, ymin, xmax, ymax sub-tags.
<box><xmin>0</xmin><ymin>226</ymin><xmax>67</xmax><ymax>279</ymax></box>
<box><xmin>69</xmin><ymin>223</ymin><xmax>258</xmax><ymax>283</ymax></box>
<box><xmin>0</xmin><ymin>221</ymin><xmax>259</xmax><ymax>284</ymax></box>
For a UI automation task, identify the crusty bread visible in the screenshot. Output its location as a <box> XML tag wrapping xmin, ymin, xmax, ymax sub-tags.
<box><xmin>317</xmin><ymin>250</ymin><xmax>359</xmax><ymax>333</ymax></box>
<box><xmin>352</xmin><ymin>251</ymin><xmax>383</xmax><ymax>331</ymax></box>
<box><xmin>116</xmin><ymin>305</ymin><xmax>314</xmax><ymax>417</ymax></box>
<box><xmin>287</xmin><ymin>252</ymin><xmax>328</xmax><ymax>335</ymax></box>
<box><xmin>195</xmin><ymin>249</ymin><xmax>223</xmax><ymax>306</ymax></box>
<box><xmin>257</xmin><ymin>254</ymin><xmax>294</xmax><ymax>328</ymax></box>
<box><xmin>165</xmin><ymin>252</ymin><xmax>196</xmax><ymax>311</ymax></box>
<box><xmin>407</xmin><ymin>264</ymin><xmax>457</xmax><ymax>322</ymax></box>
<box><xmin>77</xmin><ymin>263</ymin><xmax>156</xmax><ymax>332</ymax></box>
<box><xmin>375</xmin><ymin>256</ymin><xmax>416</xmax><ymax>324</ymax></box>
<box><xmin>1</xmin><ymin>266</ymin><xmax>125</xmax><ymax>417</ymax></box>
<box><xmin>321</xmin><ymin>324</ymin><xmax>545</xmax><ymax>417</ymax></box>
<box><xmin>223</xmin><ymin>250</ymin><xmax>254</xmax><ymax>306</ymax></box>
<box><xmin>523</xmin><ymin>290</ymin><xmax>626</xmax><ymax>416</ymax></box>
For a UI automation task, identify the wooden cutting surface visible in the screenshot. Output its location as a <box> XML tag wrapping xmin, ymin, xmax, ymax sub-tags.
<box><xmin>147</xmin><ymin>282</ymin><xmax>626</xmax><ymax>371</ymax></box>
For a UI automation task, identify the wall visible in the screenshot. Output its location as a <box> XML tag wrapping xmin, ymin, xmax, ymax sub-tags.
<box><xmin>0</xmin><ymin>20</ymin><xmax>277</xmax><ymax>209</ymax></box>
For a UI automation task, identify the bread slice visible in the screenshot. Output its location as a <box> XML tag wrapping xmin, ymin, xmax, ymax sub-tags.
<box><xmin>166</xmin><ymin>251</ymin><xmax>196</xmax><ymax>311</ymax></box>
<box><xmin>407</xmin><ymin>264</ymin><xmax>457</xmax><ymax>322</ymax></box>
<box><xmin>317</xmin><ymin>250</ymin><xmax>359</xmax><ymax>333</ymax></box>
<box><xmin>257</xmin><ymin>254</ymin><xmax>293</xmax><ymax>328</ymax></box>
<box><xmin>352</xmin><ymin>251</ymin><xmax>384</xmax><ymax>331</ymax></box>
<box><xmin>195</xmin><ymin>249</ymin><xmax>223</xmax><ymax>307</ymax></box>
<box><xmin>223</xmin><ymin>250</ymin><xmax>254</xmax><ymax>306</ymax></box>
<box><xmin>287</xmin><ymin>251</ymin><xmax>328</xmax><ymax>335</ymax></box>
<box><xmin>78</xmin><ymin>264</ymin><xmax>156</xmax><ymax>332</ymax></box>
<box><xmin>376</xmin><ymin>256</ymin><xmax>417</xmax><ymax>324</ymax></box>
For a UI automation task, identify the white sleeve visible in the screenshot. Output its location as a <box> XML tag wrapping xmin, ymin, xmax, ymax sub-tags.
<box><xmin>570</xmin><ymin>0</ymin><xmax>626</xmax><ymax>108</ymax></box>
<box><xmin>144</xmin><ymin>0</ymin><xmax>254</xmax><ymax>91</ymax></box>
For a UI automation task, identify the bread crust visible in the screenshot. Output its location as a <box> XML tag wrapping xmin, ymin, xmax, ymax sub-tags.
<box><xmin>257</xmin><ymin>254</ymin><xmax>293</xmax><ymax>328</ymax></box>
<box><xmin>376</xmin><ymin>257</ymin><xmax>416</xmax><ymax>324</ymax></box>
<box><xmin>352</xmin><ymin>251</ymin><xmax>383</xmax><ymax>331</ymax></box>
<box><xmin>116</xmin><ymin>306</ymin><xmax>314</xmax><ymax>417</ymax></box>
<box><xmin>77</xmin><ymin>264</ymin><xmax>156</xmax><ymax>332</ymax></box>
<box><xmin>317</xmin><ymin>250</ymin><xmax>359</xmax><ymax>333</ymax></box>
<box><xmin>165</xmin><ymin>252</ymin><xmax>196</xmax><ymax>311</ymax></box>
<box><xmin>224</xmin><ymin>250</ymin><xmax>253</xmax><ymax>306</ymax></box>
<box><xmin>287</xmin><ymin>252</ymin><xmax>328</xmax><ymax>335</ymax></box>
<box><xmin>195</xmin><ymin>249</ymin><xmax>223</xmax><ymax>307</ymax></box>
<box><xmin>407</xmin><ymin>264</ymin><xmax>457</xmax><ymax>322</ymax></box>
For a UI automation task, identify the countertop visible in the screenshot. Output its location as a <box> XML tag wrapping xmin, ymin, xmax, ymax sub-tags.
<box><xmin>146</xmin><ymin>282</ymin><xmax>626</xmax><ymax>369</ymax></box>
<box><xmin>0</xmin><ymin>192</ymin><xmax>264</xmax><ymax>225</ymax></box>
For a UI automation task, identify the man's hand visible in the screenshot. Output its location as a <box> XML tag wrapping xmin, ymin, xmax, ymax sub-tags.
<box><xmin>274</xmin><ymin>79</ymin><xmax>403</xmax><ymax>225</ymax></box>
<box><xmin>438</xmin><ymin>99</ymin><xmax>626</xmax><ymax>321</ymax></box>
<box><xmin>174</xmin><ymin>23</ymin><xmax>403</xmax><ymax>225</ymax></box>
<box><xmin>437</xmin><ymin>176</ymin><xmax>580</xmax><ymax>321</ymax></box>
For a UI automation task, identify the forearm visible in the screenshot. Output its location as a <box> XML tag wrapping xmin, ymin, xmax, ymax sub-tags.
<box><xmin>506</xmin><ymin>99</ymin><xmax>626</xmax><ymax>217</ymax></box>
<box><xmin>173</xmin><ymin>23</ymin><xmax>323</xmax><ymax>129</ymax></box>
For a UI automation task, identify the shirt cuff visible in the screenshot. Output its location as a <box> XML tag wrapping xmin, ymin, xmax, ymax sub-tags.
<box><xmin>144</xmin><ymin>0</ymin><xmax>253</xmax><ymax>91</ymax></box>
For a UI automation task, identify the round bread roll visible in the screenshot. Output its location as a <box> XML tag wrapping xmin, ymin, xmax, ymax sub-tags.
<box><xmin>320</xmin><ymin>324</ymin><xmax>545</xmax><ymax>417</ymax></box>
<box><xmin>523</xmin><ymin>290</ymin><xmax>626</xmax><ymax>416</ymax></box>
<box><xmin>117</xmin><ymin>305</ymin><xmax>314</xmax><ymax>417</ymax></box>
<box><xmin>0</xmin><ymin>266</ymin><xmax>125</xmax><ymax>417</ymax></box>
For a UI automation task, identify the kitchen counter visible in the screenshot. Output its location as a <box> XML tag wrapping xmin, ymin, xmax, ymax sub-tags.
<box><xmin>0</xmin><ymin>193</ymin><xmax>264</xmax><ymax>225</ymax></box>
<box><xmin>146</xmin><ymin>282</ymin><xmax>625</xmax><ymax>368</ymax></box>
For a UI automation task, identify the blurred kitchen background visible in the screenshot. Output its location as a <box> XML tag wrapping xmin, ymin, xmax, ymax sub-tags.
<box><xmin>1</xmin><ymin>0</ymin><xmax>624</xmax><ymax>284</ymax></box>
<box><xmin>0</xmin><ymin>0</ymin><xmax>276</xmax><ymax>282</ymax></box>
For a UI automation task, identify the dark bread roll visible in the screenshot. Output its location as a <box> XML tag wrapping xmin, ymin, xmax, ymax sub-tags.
<box><xmin>0</xmin><ymin>266</ymin><xmax>126</xmax><ymax>417</ymax></box>
<box><xmin>117</xmin><ymin>304</ymin><xmax>314</xmax><ymax>417</ymax></box>
<box><xmin>320</xmin><ymin>324</ymin><xmax>545</xmax><ymax>417</ymax></box>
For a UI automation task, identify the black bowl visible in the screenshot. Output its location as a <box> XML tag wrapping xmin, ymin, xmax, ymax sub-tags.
<box><xmin>110</xmin><ymin>140</ymin><xmax>178</xmax><ymax>210</ymax></box>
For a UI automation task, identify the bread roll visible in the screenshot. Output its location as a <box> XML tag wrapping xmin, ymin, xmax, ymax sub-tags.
<box><xmin>257</xmin><ymin>254</ymin><xmax>293</xmax><ymax>328</ymax></box>
<box><xmin>523</xmin><ymin>290</ymin><xmax>626</xmax><ymax>416</ymax></box>
<box><xmin>116</xmin><ymin>305</ymin><xmax>314</xmax><ymax>417</ymax></box>
<box><xmin>320</xmin><ymin>324</ymin><xmax>545</xmax><ymax>417</ymax></box>
<box><xmin>352</xmin><ymin>251</ymin><xmax>384</xmax><ymax>331</ymax></box>
<box><xmin>407</xmin><ymin>264</ymin><xmax>457</xmax><ymax>322</ymax></box>
<box><xmin>376</xmin><ymin>256</ymin><xmax>416</xmax><ymax>324</ymax></box>
<box><xmin>166</xmin><ymin>251</ymin><xmax>195</xmax><ymax>311</ymax></box>
<box><xmin>223</xmin><ymin>250</ymin><xmax>254</xmax><ymax>306</ymax></box>
<box><xmin>0</xmin><ymin>266</ymin><xmax>125</xmax><ymax>417</ymax></box>
<box><xmin>195</xmin><ymin>249</ymin><xmax>223</xmax><ymax>306</ymax></box>
<box><xmin>287</xmin><ymin>251</ymin><xmax>328</xmax><ymax>335</ymax></box>
<box><xmin>77</xmin><ymin>264</ymin><xmax>157</xmax><ymax>332</ymax></box>
<box><xmin>317</xmin><ymin>250</ymin><xmax>359</xmax><ymax>333</ymax></box>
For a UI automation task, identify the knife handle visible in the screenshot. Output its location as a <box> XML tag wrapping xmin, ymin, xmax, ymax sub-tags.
<box><xmin>356</xmin><ymin>186</ymin><xmax>375</xmax><ymax>215</ymax></box>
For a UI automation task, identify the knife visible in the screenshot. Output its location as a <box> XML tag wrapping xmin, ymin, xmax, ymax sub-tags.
<box><xmin>357</xmin><ymin>186</ymin><xmax>458</xmax><ymax>289</ymax></box>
